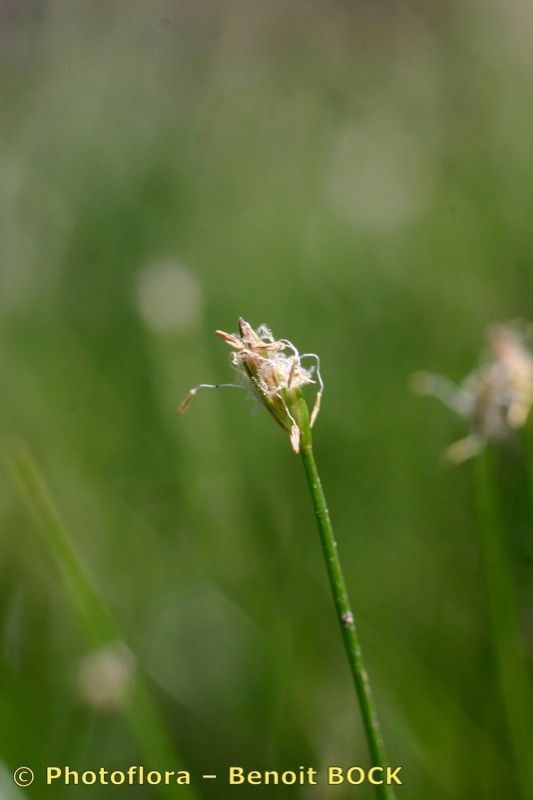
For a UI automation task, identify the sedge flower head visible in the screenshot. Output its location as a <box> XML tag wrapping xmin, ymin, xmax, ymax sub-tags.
<box><xmin>412</xmin><ymin>322</ymin><xmax>533</xmax><ymax>463</ymax></box>
<box><xmin>178</xmin><ymin>318</ymin><xmax>323</xmax><ymax>453</ymax></box>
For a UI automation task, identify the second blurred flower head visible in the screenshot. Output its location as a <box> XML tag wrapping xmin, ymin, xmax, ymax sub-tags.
<box><xmin>412</xmin><ymin>322</ymin><xmax>533</xmax><ymax>463</ymax></box>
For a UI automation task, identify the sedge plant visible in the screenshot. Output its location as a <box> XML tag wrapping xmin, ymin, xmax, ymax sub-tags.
<box><xmin>413</xmin><ymin>322</ymin><xmax>533</xmax><ymax>798</ymax></box>
<box><xmin>179</xmin><ymin>318</ymin><xmax>394</xmax><ymax>799</ymax></box>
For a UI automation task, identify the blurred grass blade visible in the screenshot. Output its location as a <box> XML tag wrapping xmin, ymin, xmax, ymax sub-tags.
<box><xmin>368</xmin><ymin>632</ymin><xmax>515</xmax><ymax>797</ymax></box>
<box><xmin>4</xmin><ymin>440</ymin><xmax>199</xmax><ymax>800</ymax></box>
<box><xmin>0</xmin><ymin>763</ymin><xmax>30</xmax><ymax>799</ymax></box>
<box><xmin>473</xmin><ymin>446</ymin><xmax>533</xmax><ymax>798</ymax></box>
<box><xmin>6</xmin><ymin>444</ymin><xmax>116</xmax><ymax>648</ymax></box>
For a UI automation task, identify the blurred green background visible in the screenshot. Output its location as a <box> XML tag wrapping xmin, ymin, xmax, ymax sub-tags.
<box><xmin>1</xmin><ymin>1</ymin><xmax>532</xmax><ymax>798</ymax></box>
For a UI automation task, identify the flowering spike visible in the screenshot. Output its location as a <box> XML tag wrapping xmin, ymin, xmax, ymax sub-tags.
<box><xmin>179</xmin><ymin>319</ymin><xmax>323</xmax><ymax>451</ymax></box>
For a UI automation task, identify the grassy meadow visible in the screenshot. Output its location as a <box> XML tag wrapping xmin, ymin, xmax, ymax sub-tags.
<box><xmin>1</xmin><ymin>2</ymin><xmax>532</xmax><ymax>798</ymax></box>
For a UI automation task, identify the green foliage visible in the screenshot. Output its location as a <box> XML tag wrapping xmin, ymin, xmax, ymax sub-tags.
<box><xmin>1</xmin><ymin>3</ymin><xmax>532</xmax><ymax>798</ymax></box>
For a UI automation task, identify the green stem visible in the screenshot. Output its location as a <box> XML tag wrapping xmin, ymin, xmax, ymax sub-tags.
<box><xmin>296</xmin><ymin>415</ymin><xmax>394</xmax><ymax>799</ymax></box>
<box><xmin>473</xmin><ymin>446</ymin><xmax>533</xmax><ymax>798</ymax></box>
<box><xmin>5</xmin><ymin>440</ymin><xmax>198</xmax><ymax>800</ymax></box>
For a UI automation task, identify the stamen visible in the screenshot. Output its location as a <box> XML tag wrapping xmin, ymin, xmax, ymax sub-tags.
<box><xmin>215</xmin><ymin>330</ymin><xmax>244</xmax><ymax>349</ymax></box>
<box><xmin>177</xmin><ymin>383</ymin><xmax>242</xmax><ymax>415</ymax></box>
<box><xmin>290</xmin><ymin>425</ymin><xmax>301</xmax><ymax>454</ymax></box>
<box><xmin>300</xmin><ymin>353</ymin><xmax>324</xmax><ymax>427</ymax></box>
<box><xmin>248</xmin><ymin>340</ymin><xmax>285</xmax><ymax>352</ymax></box>
<box><xmin>287</xmin><ymin>356</ymin><xmax>298</xmax><ymax>389</ymax></box>
<box><xmin>277</xmin><ymin>391</ymin><xmax>301</xmax><ymax>453</ymax></box>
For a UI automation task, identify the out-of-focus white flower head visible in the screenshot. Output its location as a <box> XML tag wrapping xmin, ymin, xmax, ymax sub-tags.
<box><xmin>76</xmin><ymin>643</ymin><xmax>135</xmax><ymax>712</ymax></box>
<box><xmin>412</xmin><ymin>322</ymin><xmax>533</xmax><ymax>463</ymax></box>
<box><xmin>136</xmin><ymin>259</ymin><xmax>203</xmax><ymax>334</ymax></box>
